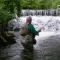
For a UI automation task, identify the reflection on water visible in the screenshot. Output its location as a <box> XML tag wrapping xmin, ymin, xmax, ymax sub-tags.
<box><xmin>21</xmin><ymin>41</ymin><xmax>34</xmax><ymax>60</ymax></box>
<box><xmin>21</xmin><ymin>48</ymin><xmax>34</xmax><ymax>60</ymax></box>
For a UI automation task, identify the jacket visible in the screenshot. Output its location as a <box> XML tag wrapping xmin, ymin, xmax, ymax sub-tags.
<box><xmin>27</xmin><ymin>23</ymin><xmax>38</xmax><ymax>37</ymax></box>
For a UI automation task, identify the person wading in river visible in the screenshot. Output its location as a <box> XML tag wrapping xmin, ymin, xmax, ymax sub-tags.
<box><xmin>20</xmin><ymin>16</ymin><xmax>41</xmax><ymax>49</ymax></box>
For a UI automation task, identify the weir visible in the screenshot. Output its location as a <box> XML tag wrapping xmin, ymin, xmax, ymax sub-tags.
<box><xmin>21</xmin><ymin>9</ymin><xmax>60</xmax><ymax>16</ymax></box>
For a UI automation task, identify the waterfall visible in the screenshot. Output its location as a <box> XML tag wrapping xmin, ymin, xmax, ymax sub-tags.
<box><xmin>8</xmin><ymin>16</ymin><xmax>60</xmax><ymax>32</ymax></box>
<box><xmin>21</xmin><ymin>9</ymin><xmax>60</xmax><ymax>16</ymax></box>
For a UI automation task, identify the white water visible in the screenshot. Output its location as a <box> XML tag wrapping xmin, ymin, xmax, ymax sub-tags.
<box><xmin>9</xmin><ymin>16</ymin><xmax>60</xmax><ymax>39</ymax></box>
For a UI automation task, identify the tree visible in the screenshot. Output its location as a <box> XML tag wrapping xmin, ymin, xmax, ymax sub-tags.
<box><xmin>4</xmin><ymin>0</ymin><xmax>21</xmax><ymax>17</ymax></box>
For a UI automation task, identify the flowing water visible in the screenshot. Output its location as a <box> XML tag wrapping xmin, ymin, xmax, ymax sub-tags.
<box><xmin>0</xmin><ymin>31</ymin><xmax>60</xmax><ymax>60</ymax></box>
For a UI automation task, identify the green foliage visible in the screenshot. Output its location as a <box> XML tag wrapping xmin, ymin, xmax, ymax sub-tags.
<box><xmin>0</xmin><ymin>9</ymin><xmax>13</xmax><ymax>23</ymax></box>
<box><xmin>4</xmin><ymin>0</ymin><xmax>15</xmax><ymax>13</ymax></box>
<box><xmin>20</xmin><ymin>0</ymin><xmax>48</xmax><ymax>9</ymax></box>
<box><xmin>0</xmin><ymin>0</ymin><xmax>21</xmax><ymax>23</ymax></box>
<box><xmin>20</xmin><ymin>0</ymin><xmax>60</xmax><ymax>9</ymax></box>
<box><xmin>52</xmin><ymin>0</ymin><xmax>60</xmax><ymax>9</ymax></box>
<box><xmin>4</xmin><ymin>0</ymin><xmax>21</xmax><ymax>17</ymax></box>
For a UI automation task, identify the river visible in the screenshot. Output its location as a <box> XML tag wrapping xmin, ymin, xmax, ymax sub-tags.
<box><xmin>0</xmin><ymin>31</ymin><xmax>60</xmax><ymax>60</ymax></box>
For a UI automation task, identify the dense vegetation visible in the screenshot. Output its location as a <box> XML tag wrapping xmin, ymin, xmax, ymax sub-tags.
<box><xmin>20</xmin><ymin>0</ymin><xmax>60</xmax><ymax>9</ymax></box>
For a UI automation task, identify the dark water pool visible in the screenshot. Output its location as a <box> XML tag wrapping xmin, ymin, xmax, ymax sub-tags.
<box><xmin>0</xmin><ymin>32</ymin><xmax>60</xmax><ymax>60</ymax></box>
